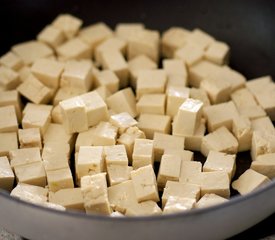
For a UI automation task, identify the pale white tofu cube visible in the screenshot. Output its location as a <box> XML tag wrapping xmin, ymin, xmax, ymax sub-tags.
<box><xmin>163</xmin><ymin>59</ymin><xmax>187</xmax><ymax>80</ymax></box>
<box><xmin>195</xmin><ymin>193</ymin><xmax>228</xmax><ymax>208</ymax></box>
<box><xmin>0</xmin><ymin>66</ymin><xmax>20</xmax><ymax>91</ymax></box>
<box><xmin>0</xmin><ymin>90</ymin><xmax>22</xmax><ymax>121</ymax></box>
<box><xmin>164</xmin><ymin>149</ymin><xmax>194</xmax><ymax>162</ymax></box>
<box><xmin>251</xmin><ymin>116</ymin><xmax>275</xmax><ymax>135</ymax></box>
<box><xmin>0</xmin><ymin>132</ymin><xmax>18</xmax><ymax>157</ymax></box>
<box><xmin>94</xmin><ymin>86</ymin><xmax>112</xmax><ymax>101</ymax></box>
<box><xmin>75</xmin><ymin>127</ymin><xmax>96</xmax><ymax>152</ymax></box>
<box><xmin>53</xmin><ymin>87</ymin><xmax>85</xmax><ymax>106</ymax></box>
<box><xmin>37</xmin><ymin>25</ymin><xmax>65</xmax><ymax>48</ymax></box>
<box><xmin>190</xmin><ymin>87</ymin><xmax>210</xmax><ymax>107</ymax></box>
<box><xmin>0</xmin><ymin>105</ymin><xmax>18</xmax><ymax>133</ymax></box>
<box><xmin>179</xmin><ymin>161</ymin><xmax>202</xmax><ymax>183</ymax></box>
<box><xmin>163</xmin><ymin>196</ymin><xmax>196</xmax><ymax>213</ymax></box>
<box><xmin>92</xmin><ymin>121</ymin><xmax>118</xmax><ymax>146</ymax></box>
<box><xmin>125</xmin><ymin>201</ymin><xmax>162</xmax><ymax>216</ymax></box>
<box><xmin>104</xmin><ymin>145</ymin><xmax>128</xmax><ymax>166</ymax></box>
<box><xmin>132</xmin><ymin>139</ymin><xmax>154</xmax><ymax>170</ymax></box>
<box><xmin>187</xmin><ymin>28</ymin><xmax>215</xmax><ymax>49</ymax></box>
<box><xmin>0</xmin><ymin>51</ymin><xmax>24</xmax><ymax>71</ymax></box>
<box><xmin>94</xmin><ymin>70</ymin><xmax>119</xmax><ymax>93</ymax></box>
<box><xmin>106</xmin><ymin>165</ymin><xmax>132</xmax><ymax>186</ymax></box>
<box><xmin>230</xmin><ymin>87</ymin><xmax>258</xmax><ymax>108</ymax></box>
<box><xmin>115</xmin><ymin>23</ymin><xmax>144</xmax><ymax>41</ymax></box>
<box><xmin>109</xmin><ymin>112</ymin><xmax>137</xmax><ymax>134</ymax></box>
<box><xmin>136</xmin><ymin>94</ymin><xmax>166</xmax><ymax>115</ymax></box>
<box><xmin>0</xmin><ymin>156</ymin><xmax>15</xmax><ymax>191</ymax></box>
<box><xmin>204</xmin><ymin>41</ymin><xmax>230</xmax><ymax>65</ymax></box>
<box><xmin>18</xmin><ymin>128</ymin><xmax>42</xmax><ymax>149</ymax></box>
<box><xmin>250</xmin><ymin>153</ymin><xmax>275</xmax><ymax>179</ymax></box>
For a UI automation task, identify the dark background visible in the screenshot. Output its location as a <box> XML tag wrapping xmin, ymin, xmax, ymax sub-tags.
<box><xmin>0</xmin><ymin>0</ymin><xmax>274</xmax><ymax>239</ymax></box>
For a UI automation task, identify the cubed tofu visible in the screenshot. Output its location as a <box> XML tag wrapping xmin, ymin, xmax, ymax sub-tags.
<box><xmin>179</xmin><ymin>161</ymin><xmax>202</xmax><ymax>183</ymax></box>
<box><xmin>94</xmin><ymin>70</ymin><xmax>119</xmax><ymax>93</ymax></box>
<box><xmin>109</xmin><ymin>112</ymin><xmax>137</xmax><ymax>134</ymax></box>
<box><xmin>53</xmin><ymin>86</ymin><xmax>85</xmax><ymax>106</ymax></box>
<box><xmin>138</xmin><ymin>113</ymin><xmax>171</xmax><ymax>139</ymax></box>
<box><xmin>0</xmin><ymin>156</ymin><xmax>15</xmax><ymax>191</ymax></box>
<box><xmin>187</xmin><ymin>28</ymin><xmax>215</xmax><ymax>49</ymax></box>
<box><xmin>46</xmin><ymin>167</ymin><xmax>74</xmax><ymax>192</ymax></box>
<box><xmin>157</xmin><ymin>154</ymin><xmax>182</xmax><ymax>188</ymax></box>
<box><xmin>106</xmin><ymin>88</ymin><xmax>137</xmax><ymax>118</ymax></box>
<box><xmin>95</xmin><ymin>86</ymin><xmax>112</xmax><ymax>101</ymax></box>
<box><xmin>164</xmin><ymin>149</ymin><xmax>194</xmax><ymax>162</ymax></box>
<box><xmin>75</xmin><ymin>127</ymin><xmax>96</xmax><ymax>152</ymax></box>
<box><xmin>232</xmin><ymin>169</ymin><xmax>271</xmax><ymax>195</ymax></box>
<box><xmin>251</xmin><ymin>117</ymin><xmax>275</xmax><ymax>135</ymax></box>
<box><xmin>51</xmin><ymin>105</ymin><xmax>63</xmax><ymax>124</ymax></box>
<box><xmin>37</xmin><ymin>25</ymin><xmax>65</xmax><ymax>48</ymax></box>
<box><xmin>125</xmin><ymin>201</ymin><xmax>162</xmax><ymax>216</ymax></box>
<box><xmin>49</xmin><ymin>188</ymin><xmax>84</xmax><ymax>211</ymax></box>
<box><xmin>250</xmin><ymin>153</ymin><xmax>275</xmax><ymax>179</ymax></box>
<box><xmin>203</xmin><ymin>151</ymin><xmax>236</xmax><ymax>180</ymax></box>
<box><xmin>81</xmin><ymin>173</ymin><xmax>112</xmax><ymax>215</ymax></box>
<box><xmin>60</xmin><ymin>60</ymin><xmax>93</xmax><ymax>91</ymax></box>
<box><xmin>201</xmin><ymin>126</ymin><xmax>239</xmax><ymax>157</ymax></box>
<box><xmin>237</xmin><ymin>105</ymin><xmax>267</xmax><ymax>120</ymax></box>
<box><xmin>52</xmin><ymin>14</ymin><xmax>83</xmax><ymax>39</ymax></box>
<box><xmin>0</xmin><ymin>90</ymin><xmax>22</xmax><ymax>121</ymax></box>
<box><xmin>132</xmin><ymin>139</ymin><xmax>154</xmax><ymax>170</ymax></box>
<box><xmin>136</xmin><ymin>94</ymin><xmax>166</xmax><ymax>115</ymax></box>
<box><xmin>153</xmin><ymin>132</ymin><xmax>185</xmax><ymax>162</ymax></box>
<box><xmin>0</xmin><ymin>105</ymin><xmax>18</xmax><ymax>133</ymax></box>
<box><xmin>18</xmin><ymin>128</ymin><xmax>42</xmax><ymax>149</ymax></box>
<box><xmin>162</xmin><ymin>181</ymin><xmax>200</xmax><ymax>206</ymax></box>
<box><xmin>204</xmin><ymin>41</ymin><xmax>230</xmax><ymax>65</ymax></box>
<box><xmin>131</xmin><ymin>165</ymin><xmax>159</xmax><ymax>202</ymax></box>
<box><xmin>195</xmin><ymin>193</ymin><xmax>228</xmax><ymax>208</ymax></box>
<box><xmin>92</xmin><ymin>121</ymin><xmax>118</xmax><ymax>146</ymax></box>
<box><xmin>230</xmin><ymin>88</ymin><xmax>258</xmax><ymax>108</ymax></box>
<box><xmin>115</xmin><ymin>23</ymin><xmax>144</xmax><ymax>42</ymax></box>
<box><xmin>163</xmin><ymin>59</ymin><xmax>187</xmax><ymax>79</ymax></box>
<box><xmin>190</xmin><ymin>88</ymin><xmax>210</xmax><ymax>107</ymax></box>
<box><xmin>107</xmin><ymin>165</ymin><xmax>132</xmax><ymax>186</ymax></box>
<box><xmin>0</xmin><ymin>132</ymin><xmax>18</xmax><ymax>157</ymax></box>
<box><xmin>12</xmin><ymin>41</ymin><xmax>53</xmax><ymax>65</ymax></box>
<box><xmin>136</xmin><ymin>69</ymin><xmax>167</xmax><ymax>99</ymax></box>
<box><xmin>163</xmin><ymin>196</ymin><xmax>196</xmax><ymax>213</ymax></box>
<box><xmin>14</xmin><ymin>161</ymin><xmax>47</xmax><ymax>187</ymax></box>
<box><xmin>59</xmin><ymin>96</ymin><xmax>88</xmax><ymax>134</ymax></box>
<box><xmin>104</xmin><ymin>145</ymin><xmax>128</xmax><ymax>166</ymax></box>
<box><xmin>0</xmin><ymin>51</ymin><xmax>24</xmax><ymax>71</ymax></box>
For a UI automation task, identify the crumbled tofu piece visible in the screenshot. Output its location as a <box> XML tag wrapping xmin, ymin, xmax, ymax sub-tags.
<box><xmin>57</xmin><ymin>38</ymin><xmax>91</xmax><ymax>61</ymax></box>
<box><xmin>81</xmin><ymin>173</ymin><xmax>112</xmax><ymax>215</ymax></box>
<box><xmin>79</xmin><ymin>22</ymin><xmax>113</xmax><ymax>53</ymax></box>
<box><xmin>10</xmin><ymin>183</ymin><xmax>48</xmax><ymax>204</ymax></box>
<box><xmin>127</xmin><ymin>29</ymin><xmax>160</xmax><ymax>62</ymax></box>
<box><xmin>131</xmin><ymin>165</ymin><xmax>159</xmax><ymax>202</ymax></box>
<box><xmin>0</xmin><ymin>90</ymin><xmax>22</xmax><ymax>121</ymax></box>
<box><xmin>0</xmin><ymin>156</ymin><xmax>15</xmax><ymax>191</ymax></box>
<box><xmin>195</xmin><ymin>193</ymin><xmax>228</xmax><ymax>208</ymax></box>
<box><xmin>76</xmin><ymin>146</ymin><xmax>104</xmax><ymax>180</ymax></box>
<box><xmin>138</xmin><ymin>113</ymin><xmax>171</xmax><ymax>139</ymax></box>
<box><xmin>75</xmin><ymin>127</ymin><xmax>96</xmax><ymax>152</ymax></box>
<box><xmin>125</xmin><ymin>200</ymin><xmax>162</xmax><ymax>216</ymax></box>
<box><xmin>164</xmin><ymin>149</ymin><xmax>194</xmax><ymax>162</ymax></box>
<box><xmin>94</xmin><ymin>70</ymin><xmax>119</xmax><ymax>93</ymax></box>
<box><xmin>92</xmin><ymin>121</ymin><xmax>118</xmax><ymax>146</ymax></box>
<box><xmin>117</xmin><ymin>126</ymin><xmax>146</xmax><ymax>161</ymax></box>
<box><xmin>187</xmin><ymin>28</ymin><xmax>215</xmax><ymax>50</ymax></box>
<box><xmin>204</xmin><ymin>41</ymin><xmax>230</xmax><ymax>65</ymax></box>
<box><xmin>163</xmin><ymin>196</ymin><xmax>196</xmax><ymax>213</ymax></box>
<box><xmin>250</xmin><ymin>153</ymin><xmax>275</xmax><ymax>179</ymax></box>
<box><xmin>0</xmin><ymin>132</ymin><xmax>18</xmax><ymax>157</ymax></box>
<box><xmin>153</xmin><ymin>132</ymin><xmax>185</xmax><ymax>162</ymax></box>
<box><xmin>18</xmin><ymin>128</ymin><xmax>42</xmax><ymax>149</ymax></box>
<box><xmin>166</xmin><ymin>86</ymin><xmax>190</xmax><ymax>117</ymax></box>
<box><xmin>115</xmin><ymin>23</ymin><xmax>144</xmax><ymax>42</ymax></box>
<box><xmin>37</xmin><ymin>25</ymin><xmax>65</xmax><ymax>48</ymax></box>
<box><xmin>203</xmin><ymin>101</ymin><xmax>239</xmax><ymax>132</ymax></box>
<box><xmin>136</xmin><ymin>69</ymin><xmax>167</xmax><ymax>99</ymax></box>
<box><xmin>136</xmin><ymin>94</ymin><xmax>166</xmax><ymax>115</ymax></box>
<box><xmin>80</xmin><ymin>91</ymin><xmax>109</xmax><ymax>127</ymax></box>
<box><xmin>251</xmin><ymin>117</ymin><xmax>275</xmax><ymax>135</ymax></box>
<box><xmin>14</xmin><ymin>161</ymin><xmax>47</xmax><ymax>187</ymax></box>
<box><xmin>132</xmin><ymin>139</ymin><xmax>154</xmax><ymax>170</ymax></box>
<box><xmin>104</xmin><ymin>145</ymin><xmax>128</xmax><ymax>166</ymax></box>
<box><xmin>162</xmin><ymin>181</ymin><xmax>200</xmax><ymax>206</ymax></box>
<box><xmin>17</xmin><ymin>74</ymin><xmax>53</xmax><ymax>104</ymax></box>
<box><xmin>0</xmin><ymin>66</ymin><xmax>20</xmax><ymax>91</ymax></box>
<box><xmin>106</xmin><ymin>88</ymin><xmax>137</xmax><ymax>118</ymax></box>
<box><xmin>0</xmin><ymin>105</ymin><xmax>18</xmax><ymax>133</ymax></box>
<box><xmin>232</xmin><ymin>169</ymin><xmax>271</xmax><ymax>195</ymax></box>
<box><xmin>106</xmin><ymin>165</ymin><xmax>132</xmax><ymax>186</ymax></box>
<box><xmin>101</xmin><ymin>50</ymin><xmax>129</xmax><ymax>88</ymax></box>
<box><xmin>52</xmin><ymin>14</ymin><xmax>83</xmax><ymax>39</ymax></box>
<box><xmin>109</xmin><ymin>112</ymin><xmax>137</xmax><ymax>134</ymax></box>
<box><xmin>60</xmin><ymin>60</ymin><xmax>93</xmax><ymax>91</ymax></box>
<box><xmin>59</xmin><ymin>96</ymin><xmax>88</xmax><ymax>134</ymax></box>
<box><xmin>201</xmin><ymin>126</ymin><xmax>239</xmax><ymax>157</ymax></box>
<box><xmin>190</xmin><ymin>87</ymin><xmax>210</xmax><ymax>107</ymax></box>
<box><xmin>12</xmin><ymin>41</ymin><xmax>53</xmax><ymax>65</ymax></box>
<box><xmin>0</xmin><ymin>51</ymin><xmax>24</xmax><ymax>70</ymax></box>
<box><xmin>46</xmin><ymin>167</ymin><xmax>74</xmax><ymax>192</ymax></box>
<box><xmin>49</xmin><ymin>188</ymin><xmax>84</xmax><ymax>211</ymax></box>
<box><xmin>128</xmin><ymin>55</ymin><xmax>157</xmax><ymax>89</ymax></box>
<box><xmin>157</xmin><ymin>154</ymin><xmax>182</xmax><ymax>188</ymax></box>
<box><xmin>203</xmin><ymin>151</ymin><xmax>236</xmax><ymax>180</ymax></box>
<box><xmin>161</xmin><ymin>27</ymin><xmax>191</xmax><ymax>58</ymax></box>
<box><xmin>174</xmin><ymin>42</ymin><xmax>204</xmax><ymax>66</ymax></box>
<box><xmin>179</xmin><ymin>161</ymin><xmax>202</xmax><ymax>184</ymax></box>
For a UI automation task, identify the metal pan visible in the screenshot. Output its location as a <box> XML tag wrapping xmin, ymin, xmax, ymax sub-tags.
<box><xmin>0</xmin><ymin>0</ymin><xmax>274</xmax><ymax>239</ymax></box>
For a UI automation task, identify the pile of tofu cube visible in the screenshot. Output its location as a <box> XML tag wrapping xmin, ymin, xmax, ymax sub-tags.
<box><xmin>0</xmin><ymin>13</ymin><xmax>274</xmax><ymax>216</ymax></box>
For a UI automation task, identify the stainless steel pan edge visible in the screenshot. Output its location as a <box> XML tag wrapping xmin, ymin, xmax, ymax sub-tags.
<box><xmin>0</xmin><ymin>180</ymin><xmax>274</xmax><ymax>240</ymax></box>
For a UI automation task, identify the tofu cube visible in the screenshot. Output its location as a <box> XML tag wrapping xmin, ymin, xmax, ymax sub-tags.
<box><xmin>173</xmin><ymin>98</ymin><xmax>203</xmax><ymax>136</ymax></box>
<box><xmin>195</xmin><ymin>193</ymin><xmax>228</xmax><ymax>208</ymax></box>
<box><xmin>237</xmin><ymin>105</ymin><xmax>267</xmax><ymax>120</ymax></box>
<box><xmin>14</xmin><ymin>161</ymin><xmax>47</xmax><ymax>187</ymax></box>
<box><xmin>0</xmin><ymin>156</ymin><xmax>15</xmax><ymax>191</ymax></box>
<box><xmin>162</xmin><ymin>181</ymin><xmax>200</xmax><ymax>206</ymax></box>
<box><xmin>132</xmin><ymin>139</ymin><xmax>154</xmax><ymax>170</ymax></box>
<box><xmin>94</xmin><ymin>86</ymin><xmax>112</xmax><ymax>101</ymax></box>
<box><xmin>163</xmin><ymin>196</ymin><xmax>196</xmax><ymax>213</ymax></box>
<box><xmin>164</xmin><ymin>149</ymin><xmax>194</xmax><ymax>162</ymax></box>
<box><xmin>115</xmin><ymin>23</ymin><xmax>144</xmax><ymax>42</ymax></box>
<box><xmin>163</xmin><ymin>59</ymin><xmax>187</xmax><ymax>80</ymax></box>
<box><xmin>104</xmin><ymin>145</ymin><xmax>128</xmax><ymax>166</ymax></box>
<box><xmin>203</xmin><ymin>151</ymin><xmax>236</xmax><ymax>180</ymax></box>
<box><xmin>153</xmin><ymin>132</ymin><xmax>185</xmax><ymax>162</ymax></box>
<box><xmin>230</xmin><ymin>87</ymin><xmax>258</xmax><ymax>108</ymax></box>
<box><xmin>53</xmin><ymin>86</ymin><xmax>85</xmax><ymax>106</ymax></box>
<box><xmin>190</xmin><ymin>87</ymin><xmax>210</xmax><ymax>107</ymax></box>
<box><xmin>12</xmin><ymin>41</ymin><xmax>53</xmax><ymax>65</ymax></box>
<box><xmin>0</xmin><ymin>132</ymin><xmax>18</xmax><ymax>157</ymax></box>
<box><xmin>138</xmin><ymin>113</ymin><xmax>171</xmax><ymax>139</ymax></box>
<box><xmin>250</xmin><ymin>153</ymin><xmax>275</xmax><ymax>179</ymax></box>
<box><xmin>187</xmin><ymin>28</ymin><xmax>215</xmax><ymax>50</ymax></box>
<box><xmin>232</xmin><ymin>169</ymin><xmax>271</xmax><ymax>195</ymax></box>
<box><xmin>0</xmin><ymin>66</ymin><xmax>20</xmax><ymax>91</ymax></box>
<box><xmin>59</xmin><ymin>96</ymin><xmax>88</xmax><ymax>134</ymax></box>
<box><xmin>136</xmin><ymin>69</ymin><xmax>167</xmax><ymax>99</ymax></box>
<box><xmin>92</xmin><ymin>121</ymin><xmax>118</xmax><ymax>146</ymax></box>
<box><xmin>106</xmin><ymin>88</ymin><xmax>137</xmax><ymax>118</ymax></box>
<box><xmin>201</xmin><ymin>126</ymin><xmax>239</xmax><ymax>157</ymax></box>
<box><xmin>60</xmin><ymin>60</ymin><xmax>93</xmax><ymax>91</ymax></box>
<box><xmin>136</xmin><ymin>94</ymin><xmax>166</xmax><ymax>115</ymax></box>
<box><xmin>107</xmin><ymin>165</ymin><xmax>132</xmax><ymax>186</ymax></box>
<box><xmin>131</xmin><ymin>165</ymin><xmax>159</xmax><ymax>202</ymax></box>
<box><xmin>204</xmin><ymin>41</ymin><xmax>230</xmax><ymax>65</ymax></box>
<box><xmin>94</xmin><ymin>70</ymin><xmax>119</xmax><ymax>93</ymax></box>
<box><xmin>157</xmin><ymin>154</ymin><xmax>182</xmax><ymax>188</ymax></box>
<box><xmin>0</xmin><ymin>51</ymin><xmax>24</xmax><ymax>71</ymax></box>
<box><xmin>0</xmin><ymin>105</ymin><xmax>18</xmax><ymax>133</ymax></box>
<box><xmin>18</xmin><ymin>128</ymin><xmax>42</xmax><ymax>149</ymax></box>
<box><xmin>46</xmin><ymin>167</ymin><xmax>74</xmax><ymax>192</ymax></box>
<box><xmin>75</xmin><ymin>127</ymin><xmax>96</xmax><ymax>152</ymax></box>
<box><xmin>125</xmin><ymin>201</ymin><xmax>162</xmax><ymax>216</ymax></box>
<box><xmin>109</xmin><ymin>112</ymin><xmax>138</xmax><ymax>134</ymax></box>
<box><xmin>179</xmin><ymin>161</ymin><xmax>202</xmax><ymax>183</ymax></box>
<box><xmin>0</xmin><ymin>90</ymin><xmax>22</xmax><ymax>121</ymax></box>
<box><xmin>251</xmin><ymin>117</ymin><xmax>275</xmax><ymax>135</ymax></box>
<box><xmin>37</xmin><ymin>25</ymin><xmax>65</xmax><ymax>48</ymax></box>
